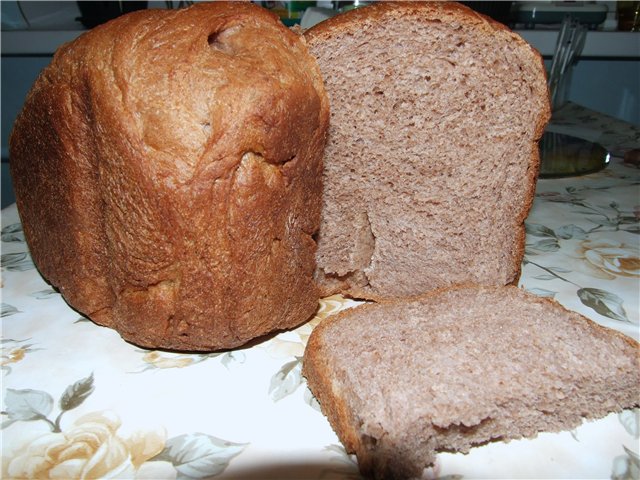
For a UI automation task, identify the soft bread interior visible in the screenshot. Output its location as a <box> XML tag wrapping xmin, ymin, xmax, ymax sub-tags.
<box><xmin>309</xmin><ymin>5</ymin><xmax>549</xmax><ymax>297</ymax></box>
<box><xmin>303</xmin><ymin>286</ymin><xmax>640</xmax><ymax>479</ymax></box>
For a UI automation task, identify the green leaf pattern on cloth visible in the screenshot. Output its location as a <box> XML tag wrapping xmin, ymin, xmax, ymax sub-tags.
<box><xmin>524</xmin><ymin>175</ymin><xmax>639</xmax><ymax>326</ymax></box>
<box><xmin>152</xmin><ymin>433</ymin><xmax>247</xmax><ymax>479</ymax></box>
<box><xmin>577</xmin><ymin>288</ymin><xmax>629</xmax><ymax>322</ymax></box>
<box><xmin>2</xmin><ymin>388</ymin><xmax>54</xmax><ymax>427</ymax></box>
<box><xmin>59</xmin><ymin>373</ymin><xmax>95</xmax><ymax>412</ymax></box>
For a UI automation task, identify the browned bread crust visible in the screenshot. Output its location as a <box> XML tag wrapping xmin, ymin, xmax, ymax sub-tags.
<box><xmin>303</xmin><ymin>285</ymin><xmax>640</xmax><ymax>479</ymax></box>
<box><xmin>305</xmin><ymin>1</ymin><xmax>551</xmax><ymax>300</ymax></box>
<box><xmin>9</xmin><ymin>2</ymin><xmax>329</xmax><ymax>351</ymax></box>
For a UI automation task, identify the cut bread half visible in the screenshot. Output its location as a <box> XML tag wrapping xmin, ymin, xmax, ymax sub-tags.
<box><xmin>303</xmin><ymin>285</ymin><xmax>640</xmax><ymax>479</ymax></box>
<box><xmin>305</xmin><ymin>2</ymin><xmax>551</xmax><ymax>299</ymax></box>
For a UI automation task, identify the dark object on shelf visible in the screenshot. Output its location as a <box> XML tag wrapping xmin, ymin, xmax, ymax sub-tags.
<box><xmin>76</xmin><ymin>1</ymin><xmax>148</xmax><ymax>29</ymax></box>
<box><xmin>539</xmin><ymin>132</ymin><xmax>610</xmax><ymax>178</ymax></box>
<box><xmin>623</xmin><ymin>148</ymin><xmax>640</xmax><ymax>168</ymax></box>
<box><xmin>617</xmin><ymin>1</ymin><xmax>640</xmax><ymax>31</ymax></box>
<box><xmin>460</xmin><ymin>1</ymin><xmax>513</xmax><ymax>25</ymax></box>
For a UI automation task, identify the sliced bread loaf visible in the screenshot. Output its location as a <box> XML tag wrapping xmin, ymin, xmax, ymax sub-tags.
<box><xmin>305</xmin><ymin>2</ymin><xmax>551</xmax><ymax>299</ymax></box>
<box><xmin>303</xmin><ymin>286</ymin><xmax>640</xmax><ymax>479</ymax></box>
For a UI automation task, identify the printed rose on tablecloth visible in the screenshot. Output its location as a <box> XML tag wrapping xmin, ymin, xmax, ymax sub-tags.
<box><xmin>4</xmin><ymin>411</ymin><xmax>169</xmax><ymax>480</ymax></box>
<box><xmin>1</xmin><ymin>339</ymin><xmax>40</xmax><ymax>375</ymax></box>
<box><xmin>574</xmin><ymin>240</ymin><xmax>640</xmax><ymax>280</ymax></box>
<box><xmin>525</xmin><ymin>186</ymin><xmax>639</xmax><ymax>324</ymax></box>
<box><xmin>1</xmin><ymin>375</ymin><xmax>248</xmax><ymax>479</ymax></box>
<box><xmin>524</xmin><ymin>226</ymin><xmax>636</xmax><ymax>323</ymax></box>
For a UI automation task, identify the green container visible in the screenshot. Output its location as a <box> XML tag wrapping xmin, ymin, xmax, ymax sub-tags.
<box><xmin>261</xmin><ymin>1</ymin><xmax>309</xmax><ymax>26</ymax></box>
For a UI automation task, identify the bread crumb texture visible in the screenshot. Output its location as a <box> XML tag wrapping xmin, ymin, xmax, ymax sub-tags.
<box><xmin>9</xmin><ymin>2</ymin><xmax>329</xmax><ymax>351</ymax></box>
<box><xmin>306</xmin><ymin>1</ymin><xmax>551</xmax><ymax>299</ymax></box>
<box><xmin>303</xmin><ymin>285</ymin><xmax>640</xmax><ymax>480</ymax></box>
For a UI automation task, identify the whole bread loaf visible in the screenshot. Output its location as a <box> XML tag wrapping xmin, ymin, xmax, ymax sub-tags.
<box><xmin>303</xmin><ymin>285</ymin><xmax>640</xmax><ymax>480</ymax></box>
<box><xmin>305</xmin><ymin>2</ymin><xmax>551</xmax><ymax>299</ymax></box>
<box><xmin>9</xmin><ymin>2</ymin><xmax>329</xmax><ymax>351</ymax></box>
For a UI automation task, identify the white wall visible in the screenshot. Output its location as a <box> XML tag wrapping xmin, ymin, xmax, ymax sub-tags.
<box><xmin>568</xmin><ymin>59</ymin><xmax>640</xmax><ymax>125</ymax></box>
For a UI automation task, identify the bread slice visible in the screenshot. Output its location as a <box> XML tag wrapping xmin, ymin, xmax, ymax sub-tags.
<box><xmin>305</xmin><ymin>2</ymin><xmax>551</xmax><ymax>299</ymax></box>
<box><xmin>303</xmin><ymin>286</ymin><xmax>640</xmax><ymax>479</ymax></box>
<box><xmin>9</xmin><ymin>2</ymin><xmax>329</xmax><ymax>351</ymax></box>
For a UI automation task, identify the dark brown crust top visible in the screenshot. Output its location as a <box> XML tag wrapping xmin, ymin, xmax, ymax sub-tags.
<box><xmin>9</xmin><ymin>2</ymin><xmax>329</xmax><ymax>351</ymax></box>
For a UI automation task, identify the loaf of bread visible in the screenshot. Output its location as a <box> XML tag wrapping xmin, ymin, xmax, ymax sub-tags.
<box><xmin>9</xmin><ymin>2</ymin><xmax>329</xmax><ymax>351</ymax></box>
<box><xmin>305</xmin><ymin>2</ymin><xmax>551</xmax><ymax>299</ymax></box>
<box><xmin>303</xmin><ymin>285</ymin><xmax>640</xmax><ymax>480</ymax></box>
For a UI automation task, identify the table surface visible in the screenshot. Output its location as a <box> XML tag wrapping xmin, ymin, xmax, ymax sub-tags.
<box><xmin>1</xmin><ymin>103</ymin><xmax>639</xmax><ymax>479</ymax></box>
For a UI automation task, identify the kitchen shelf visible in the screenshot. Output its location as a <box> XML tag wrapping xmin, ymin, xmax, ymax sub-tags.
<box><xmin>1</xmin><ymin>28</ymin><xmax>638</xmax><ymax>57</ymax></box>
<box><xmin>2</xmin><ymin>30</ymin><xmax>640</xmax><ymax>59</ymax></box>
<box><xmin>517</xmin><ymin>30</ymin><xmax>639</xmax><ymax>58</ymax></box>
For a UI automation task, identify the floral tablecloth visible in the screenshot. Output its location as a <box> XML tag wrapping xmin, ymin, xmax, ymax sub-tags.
<box><xmin>1</xmin><ymin>103</ymin><xmax>639</xmax><ymax>479</ymax></box>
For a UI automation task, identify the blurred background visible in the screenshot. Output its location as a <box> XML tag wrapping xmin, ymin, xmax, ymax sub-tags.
<box><xmin>2</xmin><ymin>1</ymin><xmax>639</xmax><ymax>207</ymax></box>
